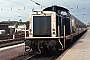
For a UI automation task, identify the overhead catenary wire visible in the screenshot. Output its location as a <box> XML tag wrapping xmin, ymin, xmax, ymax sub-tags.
<box><xmin>30</xmin><ymin>0</ymin><xmax>46</xmax><ymax>10</ymax></box>
<box><xmin>47</xmin><ymin>0</ymin><xmax>53</xmax><ymax>4</ymax></box>
<box><xmin>61</xmin><ymin>0</ymin><xmax>78</xmax><ymax>18</ymax></box>
<box><xmin>69</xmin><ymin>0</ymin><xmax>76</xmax><ymax>7</ymax></box>
<box><xmin>0</xmin><ymin>2</ymin><xmax>29</xmax><ymax>20</ymax></box>
<box><xmin>0</xmin><ymin>8</ymin><xmax>28</xmax><ymax>20</ymax></box>
<box><xmin>7</xmin><ymin>0</ymin><xmax>45</xmax><ymax>10</ymax></box>
<box><xmin>61</xmin><ymin>0</ymin><xmax>71</xmax><ymax>9</ymax></box>
<box><xmin>66</xmin><ymin>0</ymin><xmax>86</xmax><ymax>22</ymax></box>
<box><xmin>30</xmin><ymin>0</ymin><xmax>45</xmax><ymax>7</ymax></box>
<box><xmin>0</xmin><ymin>7</ymin><xmax>28</xmax><ymax>18</ymax></box>
<box><xmin>0</xmin><ymin>0</ymin><xmax>87</xmax><ymax>22</ymax></box>
<box><xmin>0</xmin><ymin>2</ymin><xmax>31</xmax><ymax>15</ymax></box>
<box><xmin>6</xmin><ymin>0</ymin><xmax>32</xmax><ymax>9</ymax></box>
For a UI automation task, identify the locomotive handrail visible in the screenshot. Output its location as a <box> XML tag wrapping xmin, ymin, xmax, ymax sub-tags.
<box><xmin>64</xmin><ymin>25</ymin><xmax>66</xmax><ymax>49</ymax></box>
<box><xmin>25</xmin><ymin>37</ymin><xmax>60</xmax><ymax>40</ymax></box>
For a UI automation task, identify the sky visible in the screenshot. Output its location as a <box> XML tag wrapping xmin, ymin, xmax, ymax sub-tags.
<box><xmin>0</xmin><ymin>0</ymin><xmax>90</xmax><ymax>24</ymax></box>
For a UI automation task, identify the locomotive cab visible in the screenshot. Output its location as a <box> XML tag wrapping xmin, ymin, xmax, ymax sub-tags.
<box><xmin>29</xmin><ymin>11</ymin><xmax>57</xmax><ymax>37</ymax></box>
<box><xmin>25</xmin><ymin>11</ymin><xmax>60</xmax><ymax>54</ymax></box>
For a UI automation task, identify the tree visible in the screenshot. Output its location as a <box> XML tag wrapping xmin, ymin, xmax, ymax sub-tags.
<box><xmin>15</xmin><ymin>22</ymin><xmax>18</xmax><ymax>28</ymax></box>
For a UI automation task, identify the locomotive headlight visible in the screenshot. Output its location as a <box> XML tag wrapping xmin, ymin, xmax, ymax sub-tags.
<box><xmin>53</xmin><ymin>28</ymin><xmax>55</xmax><ymax>31</ymax></box>
<box><xmin>52</xmin><ymin>28</ymin><xmax>56</xmax><ymax>34</ymax></box>
<box><xmin>29</xmin><ymin>29</ymin><xmax>32</xmax><ymax>32</ymax></box>
<box><xmin>53</xmin><ymin>32</ymin><xmax>55</xmax><ymax>34</ymax></box>
<box><xmin>29</xmin><ymin>29</ymin><xmax>33</xmax><ymax>35</ymax></box>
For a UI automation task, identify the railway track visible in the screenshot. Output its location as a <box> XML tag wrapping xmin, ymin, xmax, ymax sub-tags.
<box><xmin>11</xmin><ymin>50</ymin><xmax>62</xmax><ymax>60</ymax></box>
<box><xmin>25</xmin><ymin>54</ymin><xmax>37</xmax><ymax>60</ymax></box>
<box><xmin>0</xmin><ymin>33</ymin><xmax>25</xmax><ymax>40</ymax></box>
<box><xmin>11</xmin><ymin>54</ymin><xmax>57</xmax><ymax>60</ymax></box>
<box><xmin>0</xmin><ymin>39</ymin><xmax>24</xmax><ymax>48</ymax></box>
<box><xmin>0</xmin><ymin>33</ymin><xmax>26</xmax><ymax>48</ymax></box>
<box><xmin>22</xmin><ymin>52</ymin><xmax>61</xmax><ymax>60</ymax></box>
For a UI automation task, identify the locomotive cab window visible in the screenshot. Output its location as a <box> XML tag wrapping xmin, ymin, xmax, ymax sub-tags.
<box><xmin>61</xmin><ymin>11</ymin><xmax>67</xmax><ymax>15</ymax></box>
<box><xmin>33</xmin><ymin>16</ymin><xmax>51</xmax><ymax>37</ymax></box>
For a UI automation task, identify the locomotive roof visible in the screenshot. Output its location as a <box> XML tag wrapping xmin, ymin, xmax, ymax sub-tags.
<box><xmin>43</xmin><ymin>5</ymin><xmax>69</xmax><ymax>12</ymax></box>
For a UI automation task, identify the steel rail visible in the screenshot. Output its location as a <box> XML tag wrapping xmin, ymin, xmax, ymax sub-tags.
<box><xmin>25</xmin><ymin>54</ymin><xmax>37</xmax><ymax>60</ymax></box>
<box><xmin>49</xmin><ymin>55</ymin><xmax>56</xmax><ymax>60</ymax></box>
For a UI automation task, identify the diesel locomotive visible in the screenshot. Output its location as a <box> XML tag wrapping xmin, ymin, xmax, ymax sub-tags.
<box><xmin>24</xmin><ymin>5</ymin><xmax>87</xmax><ymax>54</ymax></box>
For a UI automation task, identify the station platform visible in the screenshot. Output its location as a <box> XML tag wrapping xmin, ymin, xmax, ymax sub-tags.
<box><xmin>56</xmin><ymin>30</ymin><xmax>90</xmax><ymax>60</ymax></box>
<box><xmin>0</xmin><ymin>43</ymin><xmax>25</xmax><ymax>60</ymax></box>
